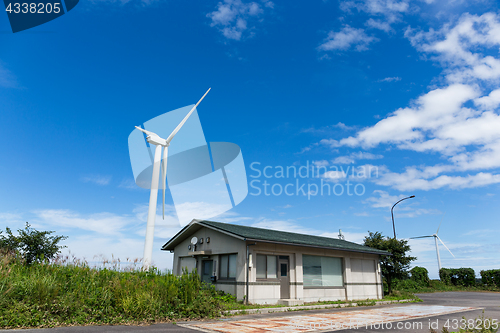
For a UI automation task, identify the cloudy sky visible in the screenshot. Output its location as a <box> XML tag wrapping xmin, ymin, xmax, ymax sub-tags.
<box><xmin>1</xmin><ymin>0</ymin><xmax>500</xmax><ymax>278</ymax></box>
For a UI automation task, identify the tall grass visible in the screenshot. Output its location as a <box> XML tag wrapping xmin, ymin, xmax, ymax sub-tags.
<box><xmin>0</xmin><ymin>252</ymin><xmax>228</xmax><ymax>329</ymax></box>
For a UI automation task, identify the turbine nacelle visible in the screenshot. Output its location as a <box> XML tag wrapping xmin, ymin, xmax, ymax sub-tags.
<box><xmin>134</xmin><ymin>126</ymin><xmax>168</xmax><ymax>146</ymax></box>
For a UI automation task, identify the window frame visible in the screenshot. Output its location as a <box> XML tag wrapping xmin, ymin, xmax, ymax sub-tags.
<box><xmin>255</xmin><ymin>254</ymin><xmax>278</xmax><ymax>280</ymax></box>
<box><xmin>302</xmin><ymin>254</ymin><xmax>344</xmax><ymax>289</ymax></box>
<box><xmin>218</xmin><ymin>253</ymin><xmax>237</xmax><ymax>280</ymax></box>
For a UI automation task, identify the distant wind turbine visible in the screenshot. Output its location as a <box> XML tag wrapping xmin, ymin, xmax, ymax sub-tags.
<box><xmin>410</xmin><ymin>214</ymin><xmax>455</xmax><ymax>272</ymax></box>
<box><xmin>135</xmin><ymin>88</ymin><xmax>211</xmax><ymax>269</ymax></box>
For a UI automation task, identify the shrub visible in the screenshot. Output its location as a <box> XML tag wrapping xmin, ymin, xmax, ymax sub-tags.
<box><xmin>410</xmin><ymin>266</ymin><xmax>430</xmax><ymax>286</ymax></box>
<box><xmin>0</xmin><ymin>254</ymin><xmax>233</xmax><ymax>329</ymax></box>
<box><xmin>0</xmin><ymin>223</ymin><xmax>67</xmax><ymax>265</ymax></box>
<box><xmin>480</xmin><ymin>269</ymin><xmax>500</xmax><ymax>287</ymax></box>
<box><xmin>439</xmin><ymin>268</ymin><xmax>476</xmax><ymax>287</ymax></box>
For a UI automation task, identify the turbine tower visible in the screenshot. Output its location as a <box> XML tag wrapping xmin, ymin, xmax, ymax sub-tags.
<box><xmin>135</xmin><ymin>88</ymin><xmax>211</xmax><ymax>269</ymax></box>
<box><xmin>410</xmin><ymin>214</ymin><xmax>455</xmax><ymax>271</ymax></box>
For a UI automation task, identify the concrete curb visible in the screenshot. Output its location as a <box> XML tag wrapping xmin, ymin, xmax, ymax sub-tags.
<box><xmin>225</xmin><ymin>299</ymin><xmax>415</xmax><ymax>315</ymax></box>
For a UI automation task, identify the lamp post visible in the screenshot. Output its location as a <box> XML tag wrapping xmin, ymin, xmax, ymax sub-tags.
<box><xmin>391</xmin><ymin>195</ymin><xmax>415</xmax><ymax>239</ymax></box>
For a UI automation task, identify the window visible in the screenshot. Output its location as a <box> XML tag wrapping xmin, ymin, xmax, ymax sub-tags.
<box><xmin>256</xmin><ymin>255</ymin><xmax>277</xmax><ymax>279</ymax></box>
<box><xmin>303</xmin><ymin>255</ymin><xmax>343</xmax><ymax>287</ymax></box>
<box><xmin>219</xmin><ymin>254</ymin><xmax>237</xmax><ymax>279</ymax></box>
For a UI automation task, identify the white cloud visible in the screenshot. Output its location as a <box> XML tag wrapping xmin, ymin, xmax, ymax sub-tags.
<box><xmin>302</xmin><ymin>123</ymin><xmax>356</xmax><ymax>135</ymax></box>
<box><xmin>338</xmin><ymin>84</ymin><xmax>480</xmax><ymax>151</ymax></box>
<box><xmin>378</xmin><ymin>76</ymin><xmax>401</xmax><ymax>82</ymax></box>
<box><xmin>312</xmin><ymin>160</ymin><xmax>329</xmax><ymax>167</ymax></box>
<box><xmin>81</xmin><ymin>174</ymin><xmax>112</xmax><ymax>186</ymax></box>
<box><xmin>118</xmin><ymin>178</ymin><xmax>144</xmax><ymax>190</ymax></box>
<box><xmin>332</xmin><ymin>151</ymin><xmax>384</xmax><ymax>164</ymax></box>
<box><xmin>322</xmin><ymin>170</ymin><xmax>347</xmax><ymax>182</ymax></box>
<box><xmin>319</xmin><ymin>26</ymin><xmax>377</xmax><ymax>52</ymax></box>
<box><xmin>406</xmin><ymin>12</ymin><xmax>500</xmax><ymax>84</ymax></box>
<box><xmin>0</xmin><ymin>63</ymin><xmax>18</xmax><ymax>88</ymax></box>
<box><xmin>340</xmin><ymin>0</ymin><xmax>409</xmax><ymax>19</ymax></box>
<box><xmin>365</xmin><ymin>190</ymin><xmax>441</xmax><ymax>218</ymax></box>
<box><xmin>340</xmin><ymin>0</ymin><xmax>410</xmax><ymax>34</ymax></box>
<box><xmin>34</xmin><ymin>209</ymin><xmax>137</xmax><ymax>235</ymax></box>
<box><xmin>207</xmin><ymin>0</ymin><xmax>273</xmax><ymax>41</ymax></box>
<box><xmin>328</xmin><ymin>66</ymin><xmax>500</xmax><ymax>190</ymax></box>
<box><xmin>365</xmin><ymin>190</ymin><xmax>405</xmax><ymax>208</ymax></box>
<box><xmin>0</xmin><ymin>212</ymin><xmax>24</xmax><ymax>225</ymax></box>
<box><xmin>365</xmin><ymin>18</ymin><xmax>393</xmax><ymax>32</ymax></box>
<box><xmin>33</xmin><ymin>205</ymin><xmax>181</xmax><ymax>237</ymax></box>
<box><xmin>474</xmin><ymin>88</ymin><xmax>500</xmax><ymax>110</ymax></box>
<box><xmin>376</xmin><ymin>169</ymin><xmax>500</xmax><ymax>191</ymax></box>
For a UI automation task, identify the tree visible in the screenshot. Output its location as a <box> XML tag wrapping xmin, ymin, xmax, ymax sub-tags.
<box><xmin>363</xmin><ymin>231</ymin><xmax>416</xmax><ymax>294</ymax></box>
<box><xmin>0</xmin><ymin>222</ymin><xmax>68</xmax><ymax>265</ymax></box>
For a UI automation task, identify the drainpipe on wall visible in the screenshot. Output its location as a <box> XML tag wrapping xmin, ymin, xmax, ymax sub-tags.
<box><xmin>245</xmin><ymin>242</ymin><xmax>257</xmax><ymax>305</ymax></box>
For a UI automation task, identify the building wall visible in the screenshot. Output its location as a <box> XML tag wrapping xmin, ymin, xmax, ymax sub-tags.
<box><xmin>247</xmin><ymin>243</ymin><xmax>382</xmax><ymax>304</ymax></box>
<box><xmin>171</xmin><ymin>227</ymin><xmax>383</xmax><ymax>304</ymax></box>
<box><xmin>172</xmin><ymin>227</ymin><xmax>247</xmax><ymax>300</ymax></box>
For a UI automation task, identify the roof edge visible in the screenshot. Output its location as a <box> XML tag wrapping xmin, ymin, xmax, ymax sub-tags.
<box><xmin>161</xmin><ymin>219</ymin><xmax>245</xmax><ymax>251</ymax></box>
<box><xmin>244</xmin><ymin>238</ymin><xmax>391</xmax><ymax>256</ymax></box>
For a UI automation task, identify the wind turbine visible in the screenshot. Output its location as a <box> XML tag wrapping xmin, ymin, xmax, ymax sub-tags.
<box><xmin>135</xmin><ymin>88</ymin><xmax>211</xmax><ymax>269</ymax></box>
<box><xmin>410</xmin><ymin>214</ymin><xmax>455</xmax><ymax>272</ymax></box>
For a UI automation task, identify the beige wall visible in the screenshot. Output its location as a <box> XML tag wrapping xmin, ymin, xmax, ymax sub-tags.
<box><xmin>172</xmin><ymin>227</ymin><xmax>247</xmax><ymax>299</ymax></box>
<box><xmin>171</xmin><ymin>227</ymin><xmax>383</xmax><ymax>304</ymax></box>
<box><xmin>248</xmin><ymin>242</ymin><xmax>382</xmax><ymax>303</ymax></box>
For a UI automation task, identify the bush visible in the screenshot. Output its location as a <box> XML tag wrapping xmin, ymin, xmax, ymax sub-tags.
<box><xmin>0</xmin><ymin>254</ymin><xmax>233</xmax><ymax>329</ymax></box>
<box><xmin>439</xmin><ymin>268</ymin><xmax>476</xmax><ymax>287</ymax></box>
<box><xmin>0</xmin><ymin>223</ymin><xmax>67</xmax><ymax>265</ymax></box>
<box><xmin>480</xmin><ymin>269</ymin><xmax>500</xmax><ymax>287</ymax></box>
<box><xmin>410</xmin><ymin>266</ymin><xmax>430</xmax><ymax>286</ymax></box>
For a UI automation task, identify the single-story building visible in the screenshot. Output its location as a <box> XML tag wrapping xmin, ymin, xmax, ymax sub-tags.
<box><xmin>161</xmin><ymin>219</ymin><xmax>389</xmax><ymax>305</ymax></box>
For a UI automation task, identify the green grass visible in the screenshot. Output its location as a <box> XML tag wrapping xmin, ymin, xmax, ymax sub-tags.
<box><xmin>0</xmin><ymin>253</ymin><xmax>234</xmax><ymax>329</ymax></box>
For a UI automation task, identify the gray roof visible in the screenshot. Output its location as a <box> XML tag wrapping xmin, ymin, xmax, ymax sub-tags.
<box><xmin>162</xmin><ymin>219</ymin><xmax>389</xmax><ymax>255</ymax></box>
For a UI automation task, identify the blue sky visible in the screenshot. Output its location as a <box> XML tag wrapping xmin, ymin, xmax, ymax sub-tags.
<box><xmin>1</xmin><ymin>0</ymin><xmax>500</xmax><ymax>278</ymax></box>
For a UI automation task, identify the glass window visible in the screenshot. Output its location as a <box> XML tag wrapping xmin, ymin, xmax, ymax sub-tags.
<box><xmin>280</xmin><ymin>263</ymin><xmax>287</xmax><ymax>277</ymax></box>
<box><xmin>228</xmin><ymin>254</ymin><xmax>237</xmax><ymax>278</ymax></box>
<box><xmin>220</xmin><ymin>255</ymin><xmax>228</xmax><ymax>278</ymax></box>
<box><xmin>256</xmin><ymin>254</ymin><xmax>277</xmax><ymax>279</ymax></box>
<box><xmin>303</xmin><ymin>255</ymin><xmax>343</xmax><ymax>287</ymax></box>
<box><xmin>256</xmin><ymin>255</ymin><xmax>266</xmax><ymax>279</ymax></box>
<box><xmin>267</xmin><ymin>255</ymin><xmax>277</xmax><ymax>278</ymax></box>
<box><xmin>219</xmin><ymin>254</ymin><xmax>237</xmax><ymax>279</ymax></box>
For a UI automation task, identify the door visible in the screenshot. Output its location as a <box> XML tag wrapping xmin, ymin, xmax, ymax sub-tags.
<box><xmin>202</xmin><ymin>260</ymin><xmax>213</xmax><ymax>284</ymax></box>
<box><xmin>279</xmin><ymin>256</ymin><xmax>290</xmax><ymax>299</ymax></box>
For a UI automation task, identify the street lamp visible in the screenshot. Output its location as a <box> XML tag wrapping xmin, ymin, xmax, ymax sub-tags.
<box><xmin>391</xmin><ymin>195</ymin><xmax>415</xmax><ymax>239</ymax></box>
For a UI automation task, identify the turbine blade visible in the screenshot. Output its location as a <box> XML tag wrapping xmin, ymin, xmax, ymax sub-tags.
<box><xmin>436</xmin><ymin>212</ymin><xmax>446</xmax><ymax>234</ymax></box>
<box><xmin>135</xmin><ymin>126</ymin><xmax>153</xmax><ymax>136</ymax></box>
<box><xmin>166</xmin><ymin>88</ymin><xmax>211</xmax><ymax>144</ymax></box>
<box><xmin>162</xmin><ymin>146</ymin><xmax>168</xmax><ymax>220</ymax></box>
<box><xmin>410</xmin><ymin>235</ymin><xmax>433</xmax><ymax>239</ymax></box>
<box><xmin>437</xmin><ymin>236</ymin><xmax>455</xmax><ymax>258</ymax></box>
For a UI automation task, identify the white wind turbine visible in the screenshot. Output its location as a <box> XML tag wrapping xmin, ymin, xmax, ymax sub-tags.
<box><xmin>410</xmin><ymin>214</ymin><xmax>455</xmax><ymax>272</ymax></box>
<box><xmin>135</xmin><ymin>88</ymin><xmax>211</xmax><ymax>269</ymax></box>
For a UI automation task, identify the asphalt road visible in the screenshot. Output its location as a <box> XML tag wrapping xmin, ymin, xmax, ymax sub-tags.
<box><xmin>333</xmin><ymin>292</ymin><xmax>500</xmax><ymax>333</ymax></box>
<box><xmin>6</xmin><ymin>292</ymin><xmax>500</xmax><ymax>332</ymax></box>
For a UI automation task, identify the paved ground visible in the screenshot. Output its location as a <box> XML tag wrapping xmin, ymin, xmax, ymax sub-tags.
<box><xmin>183</xmin><ymin>304</ymin><xmax>478</xmax><ymax>332</ymax></box>
<box><xmin>6</xmin><ymin>292</ymin><xmax>499</xmax><ymax>333</ymax></box>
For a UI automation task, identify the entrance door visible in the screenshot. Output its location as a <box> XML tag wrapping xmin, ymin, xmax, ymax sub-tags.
<box><xmin>279</xmin><ymin>256</ymin><xmax>290</xmax><ymax>299</ymax></box>
<box><xmin>202</xmin><ymin>260</ymin><xmax>213</xmax><ymax>284</ymax></box>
